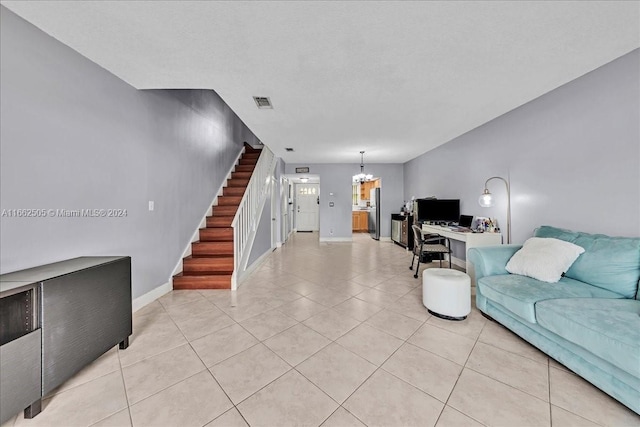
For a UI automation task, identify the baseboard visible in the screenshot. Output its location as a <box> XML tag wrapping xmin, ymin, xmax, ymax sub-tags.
<box><xmin>451</xmin><ymin>256</ymin><xmax>465</xmax><ymax>269</ymax></box>
<box><xmin>132</xmin><ymin>281</ymin><xmax>172</xmax><ymax>312</ymax></box>
<box><xmin>380</xmin><ymin>237</ymin><xmax>392</xmax><ymax>242</ymax></box>
<box><xmin>319</xmin><ymin>237</ymin><xmax>353</xmax><ymax>242</ymax></box>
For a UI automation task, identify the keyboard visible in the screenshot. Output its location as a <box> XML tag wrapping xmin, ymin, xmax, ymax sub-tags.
<box><xmin>450</xmin><ymin>226</ymin><xmax>472</xmax><ymax>232</ymax></box>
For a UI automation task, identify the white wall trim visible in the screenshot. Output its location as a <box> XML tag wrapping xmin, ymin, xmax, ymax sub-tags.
<box><xmin>451</xmin><ymin>255</ymin><xmax>465</xmax><ymax>269</ymax></box>
<box><xmin>319</xmin><ymin>237</ymin><xmax>353</xmax><ymax>242</ymax></box>
<box><xmin>379</xmin><ymin>237</ymin><xmax>392</xmax><ymax>242</ymax></box>
<box><xmin>170</xmin><ymin>147</ymin><xmax>245</xmax><ymax>278</ymax></box>
<box><xmin>132</xmin><ymin>281</ymin><xmax>172</xmax><ymax>312</ymax></box>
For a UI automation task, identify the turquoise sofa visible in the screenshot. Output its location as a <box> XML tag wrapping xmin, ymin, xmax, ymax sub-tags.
<box><xmin>468</xmin><ymin>226</ymin><xmax>640</xmax><ymax>414</ymax></box>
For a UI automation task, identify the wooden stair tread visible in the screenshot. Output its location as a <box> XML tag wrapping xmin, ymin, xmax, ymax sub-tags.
<box><xmin>217</xmin><ymin>196</ymin><xmax>242</xmax><ymax>206</ymax></box>
<box><xmin>183</xmin><ymin>256</ymin><xmax>233</xmax><ymax>274</ymax></box>
<box><xmin>212</xmin><ymin>206</ymin><xmax>238</xmax><ymax>216</ymax></box>
<box><xmin>227</xmin><ymin>180</ymin><xmax>249</xmax><ymax>187</ymax></box>
<box><xmin>223</xmin><ymin>187</ymin><xmax>245</xmax><ymax>196</ymax></box>
<box><xmin>191</xmin><ymin>242</ymin><xmax>234</xmax><ymax>256</ymax></box>
<box><xmin>173</xmin><ymin>273</ymin><xmax>231</xmax><ymax>289</ymax></box>
<box><xmin>206</xmin><ymin>216</ymin><xmax>234</xmax><ymax>227</ymax></box>
<box><xmin>231</xmin><ymin>172</ymin><xmax>252</xmax><ymax>180</ymax></box>
<box><xmin>199</xmin><ymin>228</ymin><xmax>233</xmax><ymax>242</ymax></box>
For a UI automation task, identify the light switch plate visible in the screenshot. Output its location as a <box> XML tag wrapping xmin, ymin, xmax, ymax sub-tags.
<box><xmin>148</xmin><ymin>201</ymin><xmax>154</xmax><ymax>211</ymax></box>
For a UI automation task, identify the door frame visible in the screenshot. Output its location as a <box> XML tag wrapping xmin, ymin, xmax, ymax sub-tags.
<box><xmin>270</xmin><ymin>176</ymin><xmax>278</xmax><ymax>250</ymax></box>
<box><xmin>294</xmin><ymin>182</ymin><xmax>320</xmax><ymax>232</ymax></box>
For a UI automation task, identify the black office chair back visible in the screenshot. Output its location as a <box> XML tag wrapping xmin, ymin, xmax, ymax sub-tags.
<box><xmin>411</xmin><ymin>225</ymin><xmax>423</xmax><ymax>254</ymax></box>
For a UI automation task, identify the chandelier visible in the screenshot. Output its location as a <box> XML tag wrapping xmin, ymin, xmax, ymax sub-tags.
<box><xmin>352</xmin><ymin>151</ymin><xmax>373</xmax><ymax>183</ymax></box>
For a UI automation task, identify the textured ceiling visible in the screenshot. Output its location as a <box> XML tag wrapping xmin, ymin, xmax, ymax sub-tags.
<box><xmin>2</xmin><ymin>1</ymin><xmax>638</xmax><ymax>163</ymax></box>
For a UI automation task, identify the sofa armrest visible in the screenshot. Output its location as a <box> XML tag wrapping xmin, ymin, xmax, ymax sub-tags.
<box><xmin>468</xmin><ymin>245</ymin><xmax>522</xmax><ymax>281</ymax></box>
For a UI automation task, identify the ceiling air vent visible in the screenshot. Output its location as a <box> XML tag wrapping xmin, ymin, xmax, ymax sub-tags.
<box><xmin>253</xmin><ymin>96</ymin><xmax>273</xmax><ymax>109</ymax></box>
<box><xmin>285</xmin><ymin>148</ymin><xmax>294</xmax><ymax>152</ymax></box>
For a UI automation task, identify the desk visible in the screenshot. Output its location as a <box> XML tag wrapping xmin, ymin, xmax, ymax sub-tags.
<box><xmin>422</xmin><ymin>224</ymin><xmax>502</xmax><ymax>286</ymax></box>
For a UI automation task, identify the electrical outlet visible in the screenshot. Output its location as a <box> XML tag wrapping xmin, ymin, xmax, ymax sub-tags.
<box><xmin>330</xmin><ymin>228</ymin><xmax>334</xmax><ymax>235</ymax></box>
<box><xmin>148</xmin><ymin>201</ymin><xmax>154</xmax><ymax>211</ymax></box>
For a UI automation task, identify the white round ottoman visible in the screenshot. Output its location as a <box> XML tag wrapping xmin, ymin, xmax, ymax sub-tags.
<box><xmin>422</xmin><ymin>269</ymin><xmax>471</xmax><ymax>321</ymax></box>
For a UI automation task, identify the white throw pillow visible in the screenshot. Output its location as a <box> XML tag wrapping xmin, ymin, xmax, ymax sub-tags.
<box><xmin>505</xmin><ymin>237</ymin><xmax>585</xmax><ymax>283</ymax></box>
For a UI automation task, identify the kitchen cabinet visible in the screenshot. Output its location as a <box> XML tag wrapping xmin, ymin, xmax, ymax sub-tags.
<box><xmin>359</xmin><ymin>180</ymin><xmax>379</xmax><ymax>201</ymax></box>
<box><xmin>352</xmin><ymin>211</ymin><xmax>369</xmax><ymax>232</ymax></box>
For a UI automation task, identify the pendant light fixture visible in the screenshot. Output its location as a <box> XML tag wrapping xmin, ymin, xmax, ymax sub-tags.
<box><xmin>352</xmin><ymin>151</ymin><xmax>373</xmax><ymax>183</ymax></box>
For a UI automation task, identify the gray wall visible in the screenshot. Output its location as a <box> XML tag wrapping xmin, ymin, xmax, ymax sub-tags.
<box><xmin>247</xmin><ymin>193</ymin><xmax>273</xmax><ymax>266</ymax></box>
<box><xmin>0</xmin><ymin>7</ymin><xmax>260</xmax><ymax>298</ymax></box>
<box><xmin>405</xmin><ymin>49</ymin><xmax>640</xmax><ymax>250</ymax></box>
<box><xmin>284</xmin><ymin>163</ymin><xmax>404</xmax><ymax>239</ymax></box>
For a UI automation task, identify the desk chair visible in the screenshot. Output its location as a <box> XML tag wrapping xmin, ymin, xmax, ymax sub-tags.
<box><xmin>410</xmin><ymin>225</ymin><xmax>452</xmax><ymax>278</ymax></box>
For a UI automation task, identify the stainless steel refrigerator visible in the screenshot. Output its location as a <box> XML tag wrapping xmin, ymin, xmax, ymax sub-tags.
<box><xmin>368</xmin><ymin>187</ymin><xmax>380</xmax><ymax>240</ymax></box>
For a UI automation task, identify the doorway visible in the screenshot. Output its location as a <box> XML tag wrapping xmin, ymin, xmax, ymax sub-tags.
<box><xmin>295</xmin><ymin>183</ymin><xmax>320</xmax><ymax>232</ymax></box>
<box><xmin>351</xmin><ymin>178</ymin><xmax>381</xmax><ymax>237</ymax></box>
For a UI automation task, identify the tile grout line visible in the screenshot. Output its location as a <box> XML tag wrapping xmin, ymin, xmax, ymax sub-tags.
<box><xmin>436</xmin><ymin>319</ymin><xmax>488</xmax><ymax>426</ymax></box>
<box><xmin>131</xmin><ymin>297</ymin><xmax>239</xmax><ymax>423</ymax></box>
<box><xmin>116</xmin><ymin>344</ymin><xmax>135</xmax><ymax>427</ymax></box>
<box><xmin>309</xmin><ymin>312</ymin><xmax>434</xmax><ymax>427</ymax></box>
<box><xmin>218</xmin><ymin>285</ymin><xmax>413</xmax><ymax>425</ymax></box>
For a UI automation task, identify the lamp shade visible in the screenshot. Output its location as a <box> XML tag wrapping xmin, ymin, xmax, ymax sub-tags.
<box><xmin>478</xmin><ymin>189</ymin><xmax>494</xmax><ymax>207</ymax></box>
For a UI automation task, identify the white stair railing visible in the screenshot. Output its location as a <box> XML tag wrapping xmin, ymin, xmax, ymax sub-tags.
<box><xmin>230</xmin><ymin>146</ymin><xmax>275</xmax><ymax>289</ymax></box>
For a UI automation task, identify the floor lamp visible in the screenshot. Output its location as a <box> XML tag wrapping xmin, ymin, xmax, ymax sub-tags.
<box><xmin>478</xmin><ymin>176</ymin><xmax>511</xmax><ymax>244</ymax></box>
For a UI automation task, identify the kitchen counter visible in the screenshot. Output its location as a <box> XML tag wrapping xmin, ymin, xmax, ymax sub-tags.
<box><xmin>391</xmin><ymin>213</ymin><xmax>410</xmax><ymax>220</ymax></box>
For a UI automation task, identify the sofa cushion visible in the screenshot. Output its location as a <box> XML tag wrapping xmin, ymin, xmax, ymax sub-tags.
<box><xmin>536</xmin><ymin>298</ymin><xmax>640</xmax><ymax>378</ymax></box>
<box><xmin>505</xmin><ymin>237</ymin><xmax>585</xmax><ymax>283</ymax></box>
<box><xmin>534</xmin><ymin>226</ymin><xmax>640</xmax><ymax>299</ymax></box>
<box><xmin>477</xmin><ymin>274</ymin><xmax>624</xmax><ymax>323</ymax></box>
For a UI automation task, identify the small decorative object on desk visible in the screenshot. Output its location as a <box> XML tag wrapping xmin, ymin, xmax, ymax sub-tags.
<box><xmin>475</xmin><ymin>217</ymin><xmax>488</xmax><ymax>232</ymax></box>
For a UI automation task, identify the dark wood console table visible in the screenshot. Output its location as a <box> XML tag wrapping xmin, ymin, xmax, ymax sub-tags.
<box><xmin>0</xmin><ymin>257</ymin><xmax>131</xmax><ymax>423</ymax></box>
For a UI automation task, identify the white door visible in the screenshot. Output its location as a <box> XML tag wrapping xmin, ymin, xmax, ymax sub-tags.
<box><xmin>296</xmin><ymin>183</ymin><xmax>319</xmax><ymax>231</ymax></box>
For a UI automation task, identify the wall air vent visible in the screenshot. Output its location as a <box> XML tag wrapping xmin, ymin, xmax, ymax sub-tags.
<box><xmin>253</xmin><ymin>96</ymin><xmax>273</xmax><ymax>109</ymax></box>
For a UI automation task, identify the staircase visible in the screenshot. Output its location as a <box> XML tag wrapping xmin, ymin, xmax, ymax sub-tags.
<box><xmin>172</xmin><ymin>146</ymin><xmax>262</xmax><ymax>289</ymax></box>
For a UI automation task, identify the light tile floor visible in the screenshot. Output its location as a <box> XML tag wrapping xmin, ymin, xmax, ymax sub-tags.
<box><xmin>6</xmin><ymin>232</ymin><xmax>640</xmax><ymax>427</ymax></box>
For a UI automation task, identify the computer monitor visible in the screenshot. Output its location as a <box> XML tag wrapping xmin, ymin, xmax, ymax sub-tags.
<box><xmin>416</xmin><ymin>199</ymin><xmax>460</xmax><ymax>223</ymax></box>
